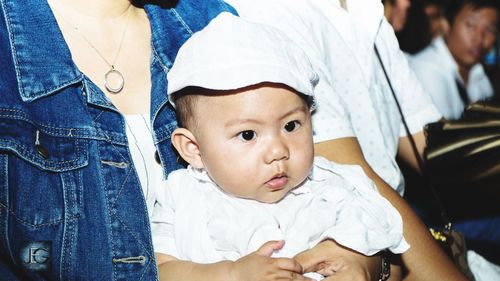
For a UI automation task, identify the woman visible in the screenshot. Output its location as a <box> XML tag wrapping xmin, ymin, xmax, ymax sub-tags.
<box><xmin>0</xmin><ymin>0</ymin><xmax>235</xmax><ymax>279</ymax></box>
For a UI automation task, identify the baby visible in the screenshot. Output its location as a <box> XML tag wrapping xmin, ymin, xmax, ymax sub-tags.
<box><xmin>151</xmin><ymin>13</ymin><xmax>409</xmax><ymax>281</ymax></box>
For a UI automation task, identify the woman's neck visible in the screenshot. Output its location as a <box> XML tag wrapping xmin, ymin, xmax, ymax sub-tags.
<box><xmin>48</xmin><ymin>0</ymin><xmax>133</xmax><ymax>19</ymax></box>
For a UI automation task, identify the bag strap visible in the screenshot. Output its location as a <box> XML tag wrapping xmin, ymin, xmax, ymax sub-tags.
<box><xmin>373</xmin><ymin>44</ymin><xmax>452</xmax><ymax>229</ymax></box>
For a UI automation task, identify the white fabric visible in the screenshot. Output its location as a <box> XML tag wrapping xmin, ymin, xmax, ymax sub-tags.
<box><xmin>124</xmin><ymin>114</ymin><xmax>164</xmax><ymax>214</ymax></box>
<box><xmin>410</xmin><ymin>36</ymin><xmax>494</xmax><ymax>120</ymax></box>
<box><xmin>151</xmin><ymin>157</ymin><xmax>409</xmax><ymax>262</ymax></box>
<box><xmin>224</xmin><ymin>0</ymin><xmax>441</xmax><ymax>194</ymax></box>
<box><xmin>467</xmin><ymin>250</ymin><xmax>500</xmax><ymax>281</ymax></box>
<box><xmin>167</xmin><ymin>13</ymin><xmax>318</xmax><ymax>105</ymax></box>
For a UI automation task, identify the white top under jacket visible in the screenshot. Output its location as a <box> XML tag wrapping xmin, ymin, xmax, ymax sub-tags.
<box><xmin>150</xmin><ymin>157</ymin><xmax>409</xmax><ymax>263</ymax></box>
<box><xmin>125</xmin><ymin>114</ymin><xmax>164</xmax><ymax>214</ymax></box>
<box><xmin>410</xmin><ymin>36</ymin><xmax>494</xmax><ymax>120</ymax></box>
<box><xmin>225</xmin><ymin>0</ymin><xmax>441</xmax><ymax>194</ymax></box>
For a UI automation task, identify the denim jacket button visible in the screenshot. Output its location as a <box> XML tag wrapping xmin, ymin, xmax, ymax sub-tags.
<box><xmin>154</xmin><ymin>150</ymin><xmax>161</xmax><ymax>165</ymax></box>
<box><xmin>36</xmin><ymin>144</ymin><xmax>50</xmax><ymax>159</ymax></box>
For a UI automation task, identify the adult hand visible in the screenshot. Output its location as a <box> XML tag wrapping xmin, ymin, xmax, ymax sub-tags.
<box><xmin>230</xmin><ymin>240</ymin><xmax>314</xmax><ymax>281</ymax></box>
<box><xmin>294</xmin><ymin>239</ymin><xmax>381</xmax><ymax>281</ymax></box>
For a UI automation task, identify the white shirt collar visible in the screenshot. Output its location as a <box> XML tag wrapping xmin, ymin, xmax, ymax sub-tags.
<box><xmin>434</xmin><ymin>36</ymin><xmax>488</xmax><ymax>86</ymax></box>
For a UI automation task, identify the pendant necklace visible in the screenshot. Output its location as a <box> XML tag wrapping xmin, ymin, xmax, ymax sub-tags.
<box><xmin>52</xmin><ymin>5</ymin><xmax>132</xmax><ymax>94</ymax></box>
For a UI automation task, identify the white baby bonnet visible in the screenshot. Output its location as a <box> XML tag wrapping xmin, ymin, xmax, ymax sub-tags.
<box><xmin>167</xmin><ymin>12</ymin><xmax>319</xmax><ymax>106</ymax></box>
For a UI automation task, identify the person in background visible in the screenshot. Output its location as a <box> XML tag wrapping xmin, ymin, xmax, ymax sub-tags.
<box><xmin>396</xmin><ymin>0</ymin><xmax>450</xmax><ymax>54</ymax></box>
<box><xmin>396</xmin><ymin>0</ymin><xmax>435</xmax><ymax>55</ymax></box>
<box><xmin>423</xmin><ymin>0</ymin><xmax>450</xmax><ymax>38</ymax></box>
<box><xmin>0</xmin><ymin>0</ymin><xmax>235</xmax><ymax>279</ymax></box>
<box><xmin>408</xmin><ymin>0</ymin><xmax>500</xmax><ymax>268</ymax></box>
<box><xmin>383</xmin><ymin>0</ymin><xmax>412</xmax><ymax>32</ymax></box>
<box><xmin>410</xmin><ymin>0</ymin><xmax>498</xmax><ymax>120</ymax></box>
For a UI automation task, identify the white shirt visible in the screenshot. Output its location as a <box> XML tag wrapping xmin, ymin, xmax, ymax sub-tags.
<box><xmin>225</xmin><ymin>0</ymin><xmax>441</xmax><ymax>194</ymax></box>
<box><xmin>150</xmin><ymin>157</ymin><xmax>409</xmax><ymax>262</ymax></box>
<box><xmin>124</xmin><ymin>114</ymin><xmax>164</xmax><ymax>214</ymax></box>
<box><xmin>410</xmin><ymin>36</ymin><xmax>494</xmax><ymax>120</ymax></box>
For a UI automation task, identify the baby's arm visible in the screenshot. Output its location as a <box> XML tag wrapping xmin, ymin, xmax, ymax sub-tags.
<box><xmin>157</xmin><ymin>240</ymin><xmax>313</xmax><ymax>281</ymax></box>
<box><xmin>295</xmin><ymin>239</ymin><xmax>382</xmax><ymax>281</ymax></box>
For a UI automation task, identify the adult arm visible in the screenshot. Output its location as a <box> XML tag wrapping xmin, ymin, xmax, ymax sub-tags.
<box><xmin>397</xmin><ymin>131</ymin><xmax>426</xmax><ymax>173</ymax></box>
<box><xmin>315</xmin><ymin>137</ymin><xmax>468</xmax><ymax>281</ymax></box>
<box><xmin>294</xmin><ymin>239</ymin><xmax>381</xmax><ymax>281</ymax></box>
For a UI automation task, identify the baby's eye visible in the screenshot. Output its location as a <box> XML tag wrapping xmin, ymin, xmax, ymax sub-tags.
<box><xmin>237</xmin><ymin>130</ymin><xmax>256</xmax><ymax>141</ymax></box>
<box><xmin>284</xmin><ymin>121</ymin><xmax>300</xmax><ymax>132</ymax></box>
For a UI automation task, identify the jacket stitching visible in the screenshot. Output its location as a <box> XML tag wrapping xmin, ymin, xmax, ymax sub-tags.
<box><xmin>1</xmin><ymin>0</ymin><xmax>25</xmax><ymax>97</ymax></box>
<box><xmin>0</xmin><ymin>203</ymin><xmax>80</xmax><ymax>227</ymax></box>
<box><xmin>171</xmin><ymin>9</ymin><xmax>193</xmax><ymax>35</ymax></box>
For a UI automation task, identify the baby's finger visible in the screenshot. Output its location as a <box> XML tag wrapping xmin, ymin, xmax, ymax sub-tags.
<box><xmin>256</xmin><ymin>240</ymin><xmax>286</xmax><ymax>257</ymax></box>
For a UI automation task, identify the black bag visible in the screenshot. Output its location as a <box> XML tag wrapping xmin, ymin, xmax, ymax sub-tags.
<box><xmin>423</xmin><ymin>102</ymin><xmax>500</xmax><ymax>220</ymax></box>
<box><xmin>429</xmin><ymin>224</ymin><xmax>475</xmax><ymax>281</ymax></box>
<box><xmin>424</xmin><ymin>101</ymin><xmax>500</xmax><ymax>179</ymax></box>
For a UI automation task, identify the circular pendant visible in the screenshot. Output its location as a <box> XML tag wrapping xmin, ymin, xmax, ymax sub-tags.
<box><xmin>104</xmin><ymin>68</ymin><xmax>124</xmax><ymax>94</ymax></box>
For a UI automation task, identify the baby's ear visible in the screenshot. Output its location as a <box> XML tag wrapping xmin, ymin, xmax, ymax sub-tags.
<box><xmin>171</xmin><ymin>128</ymin><xmax>204</xmax><ymax>169</ymax></box>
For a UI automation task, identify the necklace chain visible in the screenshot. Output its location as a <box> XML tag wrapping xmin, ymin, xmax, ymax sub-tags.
<box><xmin>50</xmin><ymin>3</ymin><xmax>133</xmax><ymax>94</ymax></box>
<box><xmin>71</xmin><ymin>7</ymin><xmax>132</xmax><ymax>69</ymax></box>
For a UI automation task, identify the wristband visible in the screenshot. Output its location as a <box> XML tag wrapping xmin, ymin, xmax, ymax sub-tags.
<box><xmin>378</xmin><ymin>254</ymin><xmax>391</xmax><ymax>281</ymax></box>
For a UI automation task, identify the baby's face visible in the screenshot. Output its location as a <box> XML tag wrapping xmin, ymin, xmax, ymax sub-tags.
<box><xmin>194</xmin><ymin>84</ymin><xmax>314</xmax><ymax>203</ymax></box>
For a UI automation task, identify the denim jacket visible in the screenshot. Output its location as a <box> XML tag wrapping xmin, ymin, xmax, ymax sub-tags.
<box><xmin>0</xmin><ymin>0</ymin><xmax>235</xmax><ymax>280</ymax></box>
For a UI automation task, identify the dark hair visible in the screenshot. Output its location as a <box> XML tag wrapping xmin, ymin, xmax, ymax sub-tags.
<box><xmin>446</xmin><ymin>0</ymin><xmax>499</xmax><ymax>25</ymax></box>
<box><xmin>397</xmin><ymin>0</ymin><xmax>433</xmax><ymax>54</ymax></box>
<box><xmin>172</xmin><ymin>87</ymin><xmax>206</xmax><ymax>129</ymax></box>
<box><xmin>420</xmin><ymin>0</ymin><xmax>447</xmax><ymax>7</ymax></box>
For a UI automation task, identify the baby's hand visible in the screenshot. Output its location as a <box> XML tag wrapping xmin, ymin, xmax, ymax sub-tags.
<box><xmin>230</xmin><ymin>240</ymin><xmax>314</xmax><ymax>281</ymax></box>
<box><xmin>294</xmin><ymin>240</ymin><xmax>381</xmax><ymax>281</ymax></box>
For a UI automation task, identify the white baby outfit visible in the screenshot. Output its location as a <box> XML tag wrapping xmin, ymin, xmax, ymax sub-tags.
<box><xmin>151</xmin><ymin>157</ymin><xmax>409</xmax><ymax>262</ymax></box>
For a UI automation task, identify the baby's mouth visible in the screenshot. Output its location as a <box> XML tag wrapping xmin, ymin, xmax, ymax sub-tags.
<box><xmin>266</xmin><ymin>174</ymin><xmax>288</xmax><ymax>190</ymax></box>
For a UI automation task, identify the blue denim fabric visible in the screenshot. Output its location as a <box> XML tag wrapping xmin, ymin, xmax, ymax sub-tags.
<box><xmin>0</xmin><ymin>0</ymin><xmax>236</xmax><ymax>280</ymax></box>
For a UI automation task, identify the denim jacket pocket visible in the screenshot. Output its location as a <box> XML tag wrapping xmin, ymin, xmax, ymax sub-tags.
<box><xmin>0</xmin><ymin>118</ymin><xmax>88</xmax><ymax>228</ymax></box>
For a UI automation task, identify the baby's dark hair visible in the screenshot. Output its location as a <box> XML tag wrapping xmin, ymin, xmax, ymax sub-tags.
<box><xmin>173</xmin><ymin>86</ymin><xmax>206</xmax><ymax>130</ymax></box>
<box><xmin>173</xmin><ymin>83</ymin><xmax>314</xmax><ymax>130</ymax></box>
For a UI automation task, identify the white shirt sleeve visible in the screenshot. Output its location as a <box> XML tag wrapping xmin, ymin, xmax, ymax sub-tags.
<box><xmin>150</xmin><ymin>171</ymin><xmax>181</xmax><ymax>256</ymax></box>
<box><xmin>376</xmin><ymin>19</ymin><xmax>442</xmax><ymax>136</ymax></box>
<box><xmin>312</xmin><ymin>79</ymin><xmax>355</xmax><ymax>143</ymax></box>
